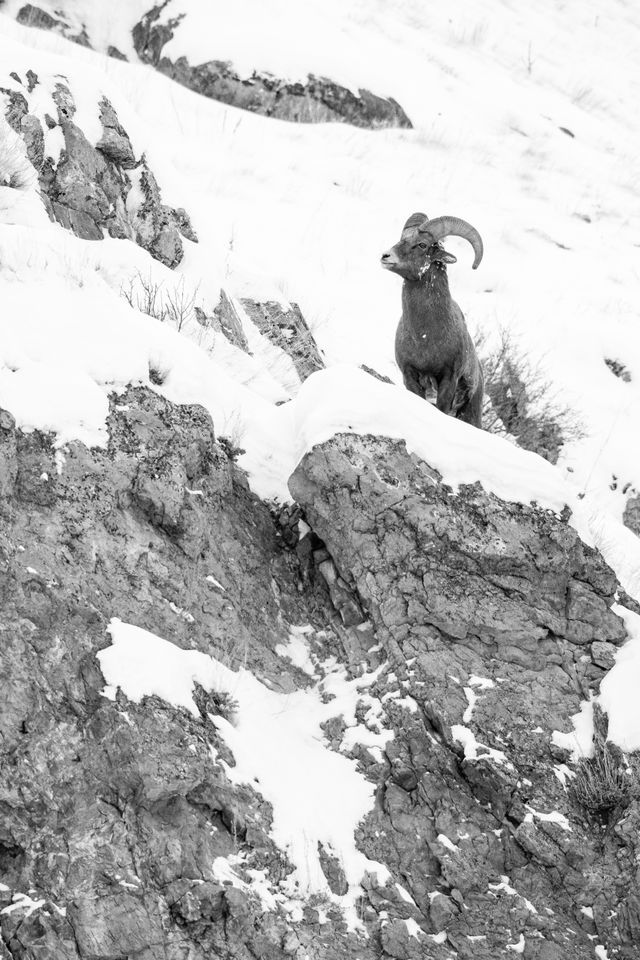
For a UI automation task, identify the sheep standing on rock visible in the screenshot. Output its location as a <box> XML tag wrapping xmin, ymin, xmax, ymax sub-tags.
<box><xmin>381</xmin><ymin>212</ymin><xmax>485</xmax><ymax>428</ymax></box>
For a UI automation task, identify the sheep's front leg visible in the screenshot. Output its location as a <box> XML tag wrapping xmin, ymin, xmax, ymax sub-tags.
<box><xmin>402</xmin><ymin>365</ymin><xmax>425</xmax><ymax>398</ymax></box>
<box><xmin>436</xmin><ymin>374</ymin><xmax>458</xmax><ymax>416</ymax></box>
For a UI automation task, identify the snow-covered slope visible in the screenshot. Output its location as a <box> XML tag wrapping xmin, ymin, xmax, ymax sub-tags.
<box><xmin>2</xmin><ymin>5</ymin><xmax>640</xmax><ymax>953</ymax></box>
<box><xmin>1</xmin><ymin>3</ymin><xmax>640</xmax><ymax>526</ymax></box>
<box><xmin>1</xmin><ymin>3</ymin><xmax>640</xmax><ymax>562</ymax></box>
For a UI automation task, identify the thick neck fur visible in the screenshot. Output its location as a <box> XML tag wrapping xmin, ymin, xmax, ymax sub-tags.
<box><xmin>402</xmin><ymin>261</ymin><xmax>452</xmax><ymax>335</ymax></box>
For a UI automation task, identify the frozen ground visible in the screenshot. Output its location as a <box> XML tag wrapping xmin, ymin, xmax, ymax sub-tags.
<box><xmin>1</xmin><ymin>0</ymin><xmax>640</xmax><ymax>911</ymax></box>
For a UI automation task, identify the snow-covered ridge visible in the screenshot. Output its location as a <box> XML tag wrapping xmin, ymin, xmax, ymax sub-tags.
<box><xmin>1</xmin><ymin>5</ymin><xmax>639</xmax><ymax>534</ymax></box>
<box><xmin>1</xmin><ymin>3</ymin><xmax>640</xmax><ymax>601</ymax></box>
<box><xmin>1</xmin><ymin>0</ymin><xmax>640</xmax><ymax>714</ymax></box>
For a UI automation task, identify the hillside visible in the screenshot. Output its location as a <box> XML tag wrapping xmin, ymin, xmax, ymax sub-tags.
<box><xmin>1</xmin><ymin>3</ymin><xmax>640</xmax><ymax>958</ymax></box>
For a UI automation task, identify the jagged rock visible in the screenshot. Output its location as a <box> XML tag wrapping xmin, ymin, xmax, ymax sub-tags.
<box><xmin>107</xmin><ymin>45</ymin><xmax>128</xmax><ymax>61</ymax></box>
<box><xmin>3</xmin><ymin>390</ymin><xmax>640</xmax><ymax>955</ymax></box>
<box><xmin>240</xmin><ymin>299</ymin><xmax>325</xmax><ymax>382</ymax></box>
<box><xmin>623</xmin><ymin>491</ymin><xmax>640</xmax><ymax>537</ymax></box>
<box><xmin>318</xmin><ymin>843</ymin><xmax>348</xmax><ymax>896</ymax></box>
<box><xmin>96</xmin><ymin>96</ymin><xmax>136</xmax><ymax>168</ymax></box>
<box><xmin>379</xmin><ymin>917</ymin><xmax>422</xmax><ymax>959</ymax></box>
<box><xmin>20</xmin><ymin>113</ymin><xmax>45</xmax><ymax>171</ymax></box>
<box><xmin>132</xmin><ymin>2</ymin><xmax>182</xmax><ymax>66</ymax></box>
<box><xmin>16</xmin><ymin>4</ymin><xmax>67</xmax><ymax>35</ymax></box>
<box><xmin>49</xmin><ymin>104</ymin><xmax>130</xmax><ymax>241</ymax></box>
<box><xmin>25</xmin><ymin>69</ymin><xmax>39</xmax><ymax>93</ymax></box>
<box><xmin>1</xmin><ymin>87</ymin><xmax>29</xmax><ymax>132</ymax></box>
<box><xmin>211</xmin><ymin>290</ymin><xmax>252</xmax><ymax>352</ymax></box>
<box><xmin>290</xmin><ymin>432</ymin><xmax>640</xmax><ymax>957</ymax></box>
<box><xmin>0</xmin><ymin>388</ymin><xmax>361</xmax><ymax>958</ymax></box>
<box><xmin>132</xmin><ymin>157</ymin><xmax>185</xmax><ymax>266</ymax></box>
<box><xmin>316</xmin><ymin>557</ymin><xmax>365</xmax><ymax>627</ymax></box>
<box><xmin>132</xmin><ymin>3</ymin><xmax>412</xmax><ymax>129</ymax></box>
<box><xmin>605</xmin><ymin>357</ymin><xmax>632</xmax><ymax>382</ymax></box>
<box><xmin>0</xmin><ymin>410</ymin><xmax>18</xmax><ymax>498</ymax></box>
<box><xmin>173</xmin><ymin>205</ymin><xmax>199</xmax><ymax>243</ymax></box>
<box><xmin>211</xmin><ymin>292</ymin><xmax>324</xmax><ymax>385</ymax></box>
<box><xmin>16</xmin><ymin>4</ymin><xmax>91</xmax><ymax>47</ymax></box>
<box><xmin>2</xmin><ymin>80</ymin><xmax>195</xmax><ymax>266</ymax></box>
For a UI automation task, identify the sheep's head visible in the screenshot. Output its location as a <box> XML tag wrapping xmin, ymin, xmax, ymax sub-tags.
<box><xmin>381</xmin><ymin>212</ymin><xmax>483</xmax><ymax>281</ymax></box>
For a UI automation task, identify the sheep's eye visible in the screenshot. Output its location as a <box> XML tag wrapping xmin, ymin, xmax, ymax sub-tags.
<box><xmin>418</xmin><ymin>242</ymin><xmax>428</xmax><ymax>250</ymax></box>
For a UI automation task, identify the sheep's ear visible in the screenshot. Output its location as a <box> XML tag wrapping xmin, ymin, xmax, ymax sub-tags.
<box><xmin>402</xmin><ymin>211</ymin><xmax>428</xmax><ymax>235</ymax></box>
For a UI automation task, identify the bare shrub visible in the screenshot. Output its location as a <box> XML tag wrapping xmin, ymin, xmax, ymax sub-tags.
<box><xmin>192</xmin><ymin>682</ymin><xmax>238</xmax><ymax>722</ymax></box>
<box><xmin>572</xmin><ymin>749</ymin><xmax>631</xmax><ymax>814</ymax></box>
<box><xmin>121</xmin><ymin>272</ymin><xmax>199</xmax><ymax>332</ymax></box>
<box><xmin>217</xmin><ymin>411</ymin><xmax>247</xmax><ymax>463</ymax></box>
<box><xmin>570</xmin><ymin>707</ymin><xmax>635</xmax><ymax>816</ymax></box>
<box><xmin>476</xmin><ymin>326</ymin><xmax>582</xmax><ymax>463</ymax></box>
<box><xmin>217</xmin><ymin>436</ymin><xmax>246</xmax><ymax>462</ymax></box>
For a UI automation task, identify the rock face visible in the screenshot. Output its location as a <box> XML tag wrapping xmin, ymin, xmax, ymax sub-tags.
<box><xmin>132</xmin><ymin>3</ymin><xmax>412</xmax><ymax>129</ymax></box>
<box><xmin>16</xmin><ymin>4</ymin><xmax>91</xmax><ymax>48</ymax></box>
<box><xmin>0</xmin><ymin>389</ymin><xmax>355</xmax><ymax>959</ymax></box>
<box><xmin>11</xmin><ymin>3</ymin><xmax>411</xmax><ymax>129</ymax></box>
<box><xmin>290</xmin><ymin>433</ymin><xmax>640</xmax><ymax>959</ymax></box>
<box><xmin>1</xmin><ymin>76</ymin><xmax>195</xmax><ymax>266</ymax></box>
<box><xmin>211</xmin><ymin>292</ymin><xmax>325</xmax><ymax>382</ymax></box>
<box><xmin>623</xmin><ymin>492</ymin><xmax>640</xmax><ymax>538</ymax></box>
<box><xmin>2</xmin><ymin>395</ymin><xmax>640</xmax><ymax>959</ymax></box>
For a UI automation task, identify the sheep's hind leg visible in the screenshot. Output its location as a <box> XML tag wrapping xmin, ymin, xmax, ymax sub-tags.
<box><xmin>458</xmin><ymin>383</ymin><xmax>483</xmax><ymax>429</ymax></box>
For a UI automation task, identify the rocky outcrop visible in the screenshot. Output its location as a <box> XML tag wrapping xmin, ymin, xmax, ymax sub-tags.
<box><xmin>2</xmin><ymin>389</ymin><xmax>640</xmax><ymax>959</ymax></box>
<box><xmin>15</xmin><ymin>4</ymin><xmax>91</xmax><ymax>48</ymax></box>
<box><xmin>290</xmin><ymin>433</ymin><xmax>640</xmax><ymax>958</ymax></box>
<box><xmin>240</xmin><ymin>299</ymin><xmax>325</xmax><ymax>382</ymax></box>
<box><xmin>0</xmin><ymin>389</ymin><xmax>357</xmax><ymax>959</ymax></box>
<box><xmin>210</xmin><ymin>292</ymin><xmax>325</xmax><ymax>382</ymax></box>
<box><xmin>1</xmin><ymin>76</ymin><xmax>195</xmax><ymax>266</ymax></box>
<box><xmin>132</xmin><ymin>3</ymin><xmax>412</xmax><ymax>129</ymax></box>
<box><xmin>623</xmin><ymin>492</ymin><xmax>640</xmax><ymax>538</ymax></box>
<box><xmin>11</xmin><ymin>2</ymin><xmax>411</xmax><ymax>129</ymax></box>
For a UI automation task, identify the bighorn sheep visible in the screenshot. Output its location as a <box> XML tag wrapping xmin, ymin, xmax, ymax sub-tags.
<box><xmin>381</xmin><ymin>212</ymin><xmax>484</xmax><ymax>428</ymax></box>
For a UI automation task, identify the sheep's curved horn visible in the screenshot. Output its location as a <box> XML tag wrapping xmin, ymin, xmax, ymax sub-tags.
<box><xmin>419</xmin><ymin>216</ymin><xmax>483</xmax><ymax>269</ymax></box>
<box><xmin>402</xmin><ymin>211</ymin><xmax>429</xmax><ymax>237</ymax></box>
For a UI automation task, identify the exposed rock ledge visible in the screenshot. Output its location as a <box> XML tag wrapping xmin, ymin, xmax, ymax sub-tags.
<box><xmin>132</xmin><ymin>2</ymin><xmax>412</xmax><ymax>129</ymax></box>
<box><xmin>290</xmin><ymin>434</ymin><xmax>640</xmax><ymax>958</ymax></box>
<box><xmin>12</xmin><ymin>2</ymin><xmax>413</xmax><ymax>129</ymax></box>
<box><xmin>2</xmin><ymin>74</ymin><xmax>195</xmax><ymax>266</ymax></box>
<box><xmin>1</xmin><ymin>391</ymin><xmax>639</xmax><ymax>959</ymax></box>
